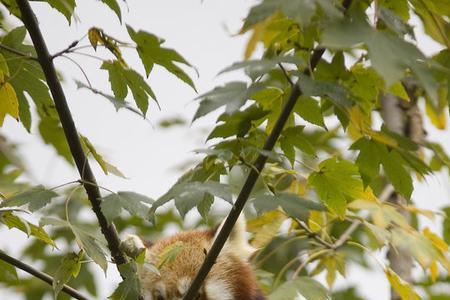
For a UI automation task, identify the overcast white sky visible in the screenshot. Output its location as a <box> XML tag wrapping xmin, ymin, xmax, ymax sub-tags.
<box><xmin>0</xmin><ymin>1</ymin><xmax>449</xmax><ymax>299</ymax></box>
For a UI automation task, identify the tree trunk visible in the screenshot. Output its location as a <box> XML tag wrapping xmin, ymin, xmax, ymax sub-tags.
<box><xmin>380</xmin><ymin>82</ymin><xmax>424</xmax><ymax>299</ymax></box>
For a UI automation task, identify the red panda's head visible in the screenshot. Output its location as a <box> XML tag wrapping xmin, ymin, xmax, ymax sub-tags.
<box><xmin>124</xmin><ymin>216</ymin><xmax>265</xmax><ymax>300</ymax></box>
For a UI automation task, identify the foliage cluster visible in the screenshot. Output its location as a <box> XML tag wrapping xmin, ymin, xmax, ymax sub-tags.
<box><xmin>0</xmin><ymin>0</ymin><xmax>449</xmax><ymax>300</ymax></box>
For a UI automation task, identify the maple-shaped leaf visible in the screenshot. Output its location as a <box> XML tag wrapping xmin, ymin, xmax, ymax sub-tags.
<box><xmin>193</xmin><ymin>81</ymin><xmax>264</xmax><ymax>121</ymax></box>
<box><xmin>127</xmin><ymin>26</ymin><xmax>196</xmax><ymax>91</ymax></box>
<box><xmin>308</xmin><ymin>158</ymin><xmax>367</xmax><ymax>217</ymax></box>
<box><xmin>101</xmin><ymin>60</ymin><xmax>157</xmax><ymax>116</ymax></box>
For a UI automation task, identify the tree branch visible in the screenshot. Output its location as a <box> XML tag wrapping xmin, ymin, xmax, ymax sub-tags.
<box><xmin>182</xmin><ymin>1</ymin><xmax>353</xmax><ymax>299</ymax></box>
<box><xmin>0</xmin><ymin>251</ymin><xmax>91</xmax><ymax>300</ymax></box>
<box><xmin>15</xmin><ymin>0</ymin><xmax>128</xmax><ymax>272</ymax></box>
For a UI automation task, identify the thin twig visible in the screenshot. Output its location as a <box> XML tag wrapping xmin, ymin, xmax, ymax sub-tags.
<box><xmin>51</xmin><ymin>40</ymin><xmax>79</xmax><ymax>59</ymax></box>
<box><xmin>278</xmin><ymin>63</ymin><xmax>294</xmax><ymax>86</ymax></box>
<box><xmin>332</xmin><ymin>220</ymin><xmax>361</xmax><ymax>249</ymax></box>
<box><xmin>0</xmin><ymin>251</ymin><xmax>91</xmax><ymax>300</ymax></box>
<box><xmin>16</xmin><ymin>0</ymin><xmax>128</xmax><ymax>277</ymax></box>
<box><xmin>295</xmin><ymin>220</ymin><xmax>335</xmax><ymax>249</ymax></box>
<box><xmin>182</xmin><ymin>1</ymin><xmax>353</xmax><ymax>298</ymax></box>
<box><xmin>0</xmin><ymin>44</ymin><xmax>38</xmax><ymax>61</ymax></box>
<box><xmin>60</xmin><ymin>54</ymin><xmax>93</xmax><ymax>88</ymax></box>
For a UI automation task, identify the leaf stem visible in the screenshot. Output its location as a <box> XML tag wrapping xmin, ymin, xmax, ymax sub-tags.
<box><xmin>15</xmin><ymin>0</ymin><xmax>128</xmax><ymax>276</ymax></box>
<box><xmin>0</xmin><ymin>251</ymin><xmax>91</xmax><ymax>300</ymax></box>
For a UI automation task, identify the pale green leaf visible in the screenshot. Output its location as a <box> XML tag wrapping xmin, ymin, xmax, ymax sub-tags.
<box><xmin>0</xmin><ymin>212</ymin><xmax>56</xmax><ymax>246</ymax></box>
<box><xmin>269</xmin><ymin>277</ymin><xmax>329</xmax><ymax>300</ymax></box>
<box><xmin>193</xmin><ymin>82</ymin><xmax>264</xmax><ymax>121</ymax></box>
<box><xmin>53</xmin><ymin>251</ymin><xmax>83</xmax><ymax>298</ymax></box>
<box><xmin>252</xmin><ymin>192</ymin><xmax>325</xmax><ymax>221</ymax></box>
<box><xmin>385</xmin><ymin>268</ymin><xmax>421</xmax><ymax>300</ymax></box>
<box><xmin>101</xmin><ymin>191</ymin><xmax>154</xmax><ymax>223</ymax></box>
<box><xmin>0</xmin><ymin>185</ymin><xmax>58</xmax><ymax>212</ymax></box>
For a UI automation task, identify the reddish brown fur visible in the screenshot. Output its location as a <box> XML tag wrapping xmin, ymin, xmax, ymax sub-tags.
<box><xmin>137</xmin><ymin>227</ymin><xmax>265</xmax><ymax>300</ymax></box>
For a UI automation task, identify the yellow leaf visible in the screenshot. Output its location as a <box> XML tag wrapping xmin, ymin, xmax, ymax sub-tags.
<box><xmin>0</xmin><ymin>82</ymin><xmax>19</xmax><ymax>126</ymax></box>
<box><xmin>367</xmin><ymin>130</ymin><xmax>398</xmax><ymax>148</ymax></box>
<box><xmin>347</xmin><ymin>106</ymin><xmax>369</xmax><ymax>135</ymax></box>
<box><xmin>388</xmin><ymin>82</ymin><xmax>409</xmax><ymax>101</ymax></box>
<box><xmin>429</xmin><ymin>261</ymin><xmax>439</xmax><ymax>282</ymax></box>
<box><xmin>308</xmin><ymin>211</ymin><xmax>326</xmax><ymax>233</ymax></box>
<box><xmin>244</xmin><ymin>22</ymin><xmax>265</xmax><ymax>59</ymax></box>
<box><xmin>88</xmin><ymin>27</ymin><xmax>103</xmax><ymax>50</ymax></box>
<box><xmin>325</xmin><ymin>258</ymin><xmax>336</xmax><ymax>288</ymax></box>
<box><xmin>248</xmin><ymin>210</ymin><xmax>286</xmax><ymax>248</ymax></box>
<box><xmin>423</xmin><ymin>227</ymin><xmax>448</xmax><ymax>252</ymax></box>
<box><xmin>425</xmin><ymin>99</ymin><xmax>447</xmax><ymax>130</ymax></box>
<box><xmin>403</xmin><ymin>206</ymin><xmax>435</xmax><ymax>220</ymax></box>
<box><xmin>385</xmin><ymin>268</ymin><xmax>421</xmax><ymax>300</ymax></box>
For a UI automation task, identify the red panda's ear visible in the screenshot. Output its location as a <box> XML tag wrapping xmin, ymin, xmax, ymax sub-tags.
<box><xmin>121</xmin><ymin>234</ymin><xmax>149</xmax><ymax>258</ymax></box>
<box><xmin>214</xmin><ymin>214</ymin><xmax>256</xmax><ymax>260</ymax></box>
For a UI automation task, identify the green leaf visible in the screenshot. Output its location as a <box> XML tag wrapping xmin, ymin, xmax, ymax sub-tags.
<box><xmin>308</xmin><ymin>158</ymin><xmax>365</xmax><ymax>217</ymax></box>
<box><xmin>0</xmin><ymin>212</ymin><xmax>56</xmax><ymax>246</ymax></box>
<box><xmin>127</xmin><ymin>26</ymin><xmax>196</xmax><ymax>91</ymax></box>
<box><xmin>80</xmin><ymin>135</ymin><xmax>126</xmax><ymax>178</ymax></box>
<box><xmin>53</xmin><ymin>251</ymin><xmax>83</xmax><ymax>298</ymax></box>
<box><xmin>0</xmin><ymin>27</ymin><xmax>54</xmax><ymax>132</ymax></box>
<box><xmin>294</xmin><ymin>96</ymin><xmax>326</xmax><ymax>128</ymax></box>
<box><xmin>101</xmin><ymin>0</ymin><xmax>121</xmax><ymax>21</ymax></box>
<box><xmin>101</xmin><ymin>191</ymin><xmax>154</xmax><ymax>223</ymax></box>
<box><xmin>208</xmin><ymin>105</ymin><xmax>270</xmax><ymax>140</ymax></box>
<box><xmin>75</xmin><ymin>80</ymin><xmax>145</xmax><ymax>118</ymax></box>
<box><xmin>380</xmin><ymin>149</ymin><xmax>413</xmax><ymax>199</ymax></box>
<box><xmin>219</xmin><ymin>55</ymin><xmax>305</xmax><ymax>81</ymax></box>
<box><xmin>321</xmin><ymin>13</ymin><xmax>440</xmax><ymax>104</ymax></box>
<box><xmin>347</xmin><ymin>64</ymin><xmax>384</xmax><ymax>114</ymax></box>
<box><xmin>0</xmin><ymin>185</ymin><xmax>58</xmax><ymax>212</ymax></box>
<box><xmin>39</xmin><ymin>117</ymin><xmax>73</xmax><ymax>164</ymax></box>
<box><xmin>443</xmin><ymin>207</ymin><xmax>450</xmax><ymax>244</ymax></box>
<box><xmin>269</xmin><ymin>277</ymin><xmax>329</xmax><ymax>300</ymax></box>
<box><xmin>243</xmin><ymin>0</ymin><xmax>318</xmax><ymax>31</ymax></box>
<box><xmin>350</xmin><ymin>137</ymin><xmax>381</xmax><ymax>186</ymax></box>
<box><xmin>252</xmin><ymin>192</ymin><xmax>325</xmax><ymax>221</ymax></box>
<box><xmin>193</xmin><ymin>82</ymin><xmax>264</xmax><ymax>121</ymax></box>
<box><xmin>110</xmin><ymin>262</ymin><xmax>141</xmax><ymax>300</ymax></box>
<box><xmin>385</xmin><ymin>268</ymin><xmax>421</xmax><ymax>300</ymax></box>
<box><xmin>71</xmin><ymin>226</ymin><xmax>108</xmax><ymax>272</ymax></box>
<box><xmin>379</xmin><ymin>7</ymin><xmax>414</xmax><ymax>38</ymax></box>
<box><xmin>41</xmin><ymin>0</ymin><xmax>76</xmax><ymax>23</ymax></box>
<box><xmin>279</xmin><ymin>125</ymin><xmax>316</xmax><ymax>166</ymax></box>
<box><xmin>157</xmin><ymin>241</ymin><xmax>185</xmax><ymax>268</ymax></box>
<box><xmin>151</xmin><ymin>181</ymin><xmax>231</xmax><ymax>220</ymax></box>
<box><xmin>0</xmin><ymin>258</ymin><xmax>18</xmax><ymax>283</ymax></box>
<box><xmin>101</xmin><ymin>60</ymin><xmax>157</xmax><ymax>116</ymax></box>
<box><xmin>298</xmin><ymin>74</ymin><xmax>353</xmax><ymax>108</ymax></box>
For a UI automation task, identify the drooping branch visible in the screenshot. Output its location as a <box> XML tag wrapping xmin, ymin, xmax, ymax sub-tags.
<box><xmin>15</xmin><ymin>0</ymin><xmax>128</xmax><ymax>272</ymax></box>
<box><xmin>182</xmin><ymin>2</ymin><xmax>353</xmax><ymax>299</ymax></box>
<box><xmin>0</xmin><ymin>251</ymin><xmax>91</xmax><ymax>300</ymax></box>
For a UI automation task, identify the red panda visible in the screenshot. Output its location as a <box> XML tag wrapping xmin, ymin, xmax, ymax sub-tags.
<box><xmin>124</xmin><ymin>216</ymin><xmax>265</xmax><ymax>300</ymax></box>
